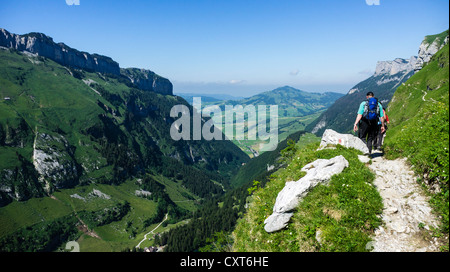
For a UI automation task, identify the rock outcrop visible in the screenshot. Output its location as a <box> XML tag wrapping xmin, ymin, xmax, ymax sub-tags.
<box><xmin>374</xmin><ymin>57</ymin><xmax>418</xmax><ymax>78</ymax></box>
<box><xmin>414</xmin><ymin>32</ymin><xmax>449</xmax><ymax>72</ymax></box>
<box><xmin>318</xmin><ymin>129</ymin><xmax>369</xmax><ymax>154</ymax></box>
<box><xmin>32</xmin><ymin>132</ymin><xmax>80</xmax><ymax>192</ymax></box>
<box><xmin>120</xmin><ymin>68</ymin><xmax>173</xmax><ymax>96</ymax></box>
<box><xmin>264</xmin><ymin>155</ymin><xmax>349</xmax><ymax>233</ymax></box>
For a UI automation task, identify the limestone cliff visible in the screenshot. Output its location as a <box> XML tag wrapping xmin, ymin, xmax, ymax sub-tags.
<box><xmin>414</xmin><ymin>30</ymin><xmax>449</xmax><ymax>72</ymax></box>
<box><xmin>374</xmin><ymin>57</ymin><xmax>417</xmax><ymax>78</ymax></box>
<box><xmin>120</xmin><ymin>68</ymin><xmax>173</xmax><ymax>96</ymax></box>
<box><xmin>0</xmin><ymin>28</ymin><xmax>173</xmax><ymax>95</ymax></box>
<box><xmin>0</xmin><ymin>28</ymin><xmax>120</xmax><ymax>75</ymax></box>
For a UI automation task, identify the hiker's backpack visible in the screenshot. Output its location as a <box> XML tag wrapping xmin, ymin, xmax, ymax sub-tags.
<box><xmin>363</xmin><ymin>97</ymin><xmax>380</xmax><ymax>121</ymax></box>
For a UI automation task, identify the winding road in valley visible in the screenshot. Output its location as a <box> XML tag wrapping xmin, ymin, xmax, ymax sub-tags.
<box><xmin>136</xmin><ymin>213</ymin><xmax>168</xmax><ymax>249</ymax></box>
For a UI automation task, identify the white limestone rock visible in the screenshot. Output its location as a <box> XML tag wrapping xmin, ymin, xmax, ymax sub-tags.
<box><xmin>414</xmin><ymin>35</ymin><xmax>448</xmax><ymax>72</ymax></box>
<box><xmin>374</xmin><ymin>57</ymin><xmax>417</xmax><ymax>77</ymax></box>
<box><xmin>32</xmin><ymin>132</ymin><xmax>79</xmax><ymax>191</ymax></box>
<box><xmin>318</xmin><ymin>129</ymin><xmax>369</xmax><ymax>154</ymax></box>
<box><xmin>264</xmin><ymin>155</ymin><xmax>349</xmax><ymax>233</ymax></box>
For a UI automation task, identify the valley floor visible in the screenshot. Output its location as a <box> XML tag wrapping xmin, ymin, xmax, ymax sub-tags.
<box><xmin>367</xmin><ymin>153</ymin><xmax>446</xmax><ymax>252</ymax></box>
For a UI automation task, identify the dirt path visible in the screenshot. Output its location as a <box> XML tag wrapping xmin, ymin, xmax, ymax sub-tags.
<box><xmin>366</xmin><ymin>153</ymin><xmax>442</xmax><ymax>252</ymax></box>
<box><xmin>136</xmin><ymin>213</ymin><xmax>168</xmax><ymax>249</ymax></box>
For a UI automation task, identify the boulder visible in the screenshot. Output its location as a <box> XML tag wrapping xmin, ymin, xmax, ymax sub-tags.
<box><xmin>264</xmin><ymin>212</ymin><xmax>294</xmax><ymax>233</ymax></box>
<box><xmin>318</xmin><ymin>129</ymin><xmax>369</xmax><ymax>154</ymax></box>
<box><xmin>264</xmin><ymin>155</ymin><xmax>349</xmax><ymax>233</ymax></box>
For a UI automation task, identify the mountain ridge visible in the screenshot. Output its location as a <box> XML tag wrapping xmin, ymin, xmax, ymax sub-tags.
<box><xmin>0</xmin><ymin>28</ymin><xmax>173</xmax><ymax>96</ymax></box>
<box><xmin>207</xmin><ymin>85</ymin><xmax>344</xmax><ymax>118</ymax></box>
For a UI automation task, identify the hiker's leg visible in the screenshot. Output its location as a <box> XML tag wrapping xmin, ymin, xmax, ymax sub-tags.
<box><xmin>358</xmin><ymin>120</ymin><xmax>371</xmax><ymax>155</ymax></box>
<box><xmin>372</xmin><ymin>126</ymin><xmax>378</xmax><ymax>149</ymax></box>
<box><xmin>367</xmin><ymin>122</ymin><xmax>377</xmax><ymax>154</ymax></box>
<box><xmin>358</xmin><ymin>120</ymin><xmax>369</xmax><ymax>144</ymax></box>
<box><xmin>375</xmin><ymin>125</ymin><xmax>382</xmax><ymax>149</ymax></box>
<box><xmin>381</xmin><ymin>131</ymin><xmax>386</xmax><ymax>146</ymax></box>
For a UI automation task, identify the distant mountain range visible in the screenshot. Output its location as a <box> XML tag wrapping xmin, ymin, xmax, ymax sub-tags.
<box><xmin>306</xmin><ymin>30</ymin><xmax>449</xmax><ymax>136</ymax></box>
<box><xmin>175</xmin><ymin>93</ymin><xmax>245</xmax><ymax>104</ymax></box>
<box><xmin>207</xmin><ymin>86</ymin><xmax>344</xmax><ymax>118</ymax></box>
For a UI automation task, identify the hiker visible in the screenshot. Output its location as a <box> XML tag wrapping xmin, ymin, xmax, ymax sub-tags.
<box><xmin>374</xmin><ymin>103</ymin><xmax>390</xmax><ymax>150</ymax></box>
<box><xmin>353</xmin><ymin>92</ymin><xmax>385</xmax><ymax>155</ymax></box>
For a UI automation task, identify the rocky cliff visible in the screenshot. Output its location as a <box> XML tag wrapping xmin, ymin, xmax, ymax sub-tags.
<box><xmin>374</xmin><ymin>57</ymin><xmax>418</xmax><ymax>78</ymax></box>
<box><xmin>0</xmin><ymin>28</ymin><xmax>120</xmax><ymax>75</ymax></box>
<box><xmin>120</xmin><ymin>68</ymin><xmax>173</xmax><ymax>96</ymax></box>
<box><xmin>0</xmin><ymin>28</ymin><xmax>173</xmax><ymax>95</ymax></box>
<box><xmin>414</xmin><ymin>30</ymin><xmax>449</xmax><ymax>72</ymax></box>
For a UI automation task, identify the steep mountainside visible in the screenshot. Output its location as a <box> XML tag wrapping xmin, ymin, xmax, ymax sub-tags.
<box><xmin>414</xmin><ymin>30</ymin><xmax>449</xmax><ymax>72</ymax></box>
<box><xmin>384</xmin><ymin>41</ymin><xmax>449</xmax><ymax>232</ymax></box>
<box><xmin>0</xmin><ymin>36</ymin><xmax>249</xmax><ymax>207</ymax></box>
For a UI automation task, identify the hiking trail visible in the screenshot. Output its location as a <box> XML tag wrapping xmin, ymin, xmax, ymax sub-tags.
<box><xmin>366</xmin><ymin>152</ymin><xmax>443</xmax><ymax>252</ymax></box>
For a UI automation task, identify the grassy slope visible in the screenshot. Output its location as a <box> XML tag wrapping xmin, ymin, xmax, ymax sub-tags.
<box><xmin>384</xmin><ymin>43</ymin><xmax>449</xmax><ymax>234</ymax></box>
<box><xmin>424</xmin><ymin>30</ymin><xmax>449</xmax><ymax>48</ymax></box>
<box><xmin>0</xmin><ymin>48</ymin><xmax>115</xmax><ymax>175</ymax></box>
<box><xmin>232</xmin><ymin>143</ymin><xmax>383</xmax><ymax>252</ymax></box>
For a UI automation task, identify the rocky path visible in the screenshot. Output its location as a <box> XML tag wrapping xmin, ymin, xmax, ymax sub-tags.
<box><xmin>366</xmin><ymin>153</ymin><xmax>442</xmax><ymax>252</ymax></box>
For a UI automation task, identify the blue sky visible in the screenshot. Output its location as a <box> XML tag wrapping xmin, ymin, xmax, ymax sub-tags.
<box><xmin>1</xmin><ymin>0</ymin><xmax>448</xmax><ymax>96</ymax></box>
